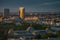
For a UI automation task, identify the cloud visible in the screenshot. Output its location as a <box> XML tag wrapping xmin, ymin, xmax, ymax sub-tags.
<box><xmin>40</xmin><ymin>1</ymin><xmax>60</xmax><ymax>5</ymax></box>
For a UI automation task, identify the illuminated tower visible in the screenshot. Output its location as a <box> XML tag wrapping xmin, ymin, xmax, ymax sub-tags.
<box><xmin>19</xmin><ymin>7</ymin><xmax>25</xmax><ymax>19</ymax></box>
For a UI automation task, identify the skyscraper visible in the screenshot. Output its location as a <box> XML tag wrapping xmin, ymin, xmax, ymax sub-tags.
<box><xmin>3</xmin><ymin>8</ymin><xmax>9</xmax><ymax>18</ymax></box>
<box><xmin>19</xmin><ymin>7</ymin><xmax>25</xmax><ymax>19</ymax></box>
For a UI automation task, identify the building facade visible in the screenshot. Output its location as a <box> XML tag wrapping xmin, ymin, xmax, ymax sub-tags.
<box><xmin>3</xmin><ymin>8</ymin><xmax>9</xmax><ymax>18</ymax></box>
<box><xmin>19</xmin><ymin>7</ymin><xmax>25</xmax><ymax>19</ymax></box>
<box><xmin>0</xmin><ymin>16</ymin><xmax>2</xmax><ymax>22</ymax></box>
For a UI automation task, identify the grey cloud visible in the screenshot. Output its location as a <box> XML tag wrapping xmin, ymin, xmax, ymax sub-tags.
<box><xmin>40</xmin><ymin>1</ymin><xmax>60</xmax><ymax>5</ymax></box>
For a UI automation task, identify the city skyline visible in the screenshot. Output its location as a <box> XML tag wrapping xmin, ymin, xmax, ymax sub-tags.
<box><xmin>0</xmin><ymin>0</ymin><xmax>60</xmax><ymax>12</ymax></box>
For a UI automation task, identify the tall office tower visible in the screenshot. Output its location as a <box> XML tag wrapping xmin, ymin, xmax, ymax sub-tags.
<box><xmin>19</xmin><ymin>7</ymin><xmax>25</xmax><ymax>19</ymax></box>
<box><xmin>3</xmin><ymin>8</ymin><xmax>9</xmax><ymax>18</ymax></box>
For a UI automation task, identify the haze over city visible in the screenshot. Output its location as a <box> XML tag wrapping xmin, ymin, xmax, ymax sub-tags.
<box><xmin>0</xmin><ymin>0</ymin><xmax>60</xmax><ymax>40</ymax></box>
<box><xmin>0</xmin><ymin>0</ymin><xmax>60</xmax><ymax>12</ymax></box>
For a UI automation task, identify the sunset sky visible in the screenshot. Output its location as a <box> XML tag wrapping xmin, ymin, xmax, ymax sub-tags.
<box><xmin>0</xmin><ymin>0</ymin><xmax>60</xmax><ymax>12</ymax></box>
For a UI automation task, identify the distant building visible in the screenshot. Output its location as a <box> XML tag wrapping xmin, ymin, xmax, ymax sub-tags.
<box><xmin>55</xmin><ymin>20</ymin><xmax>60</xmax><ymax>26</ymax></box>
<box><xmin>19</xmin><ymin>7</ymin><xmax>39</xmax><ymax>21</ymax></box>
<box><xmin>9</xmin><ymin>16</ymin><xmax>15</xmax><ymax>20</ymax></box>
<box><xmin>24</xmin><ymin>16</ymin><xmax>38</xmax><ymax>21</ymax></box>
<box><xmin>19</xmin><ymin>7</ymin><xmax>25</xmax><ymax>19</ymax></box>
<box><xmin>0</xmin><ymin>16</ymin><xmax>2</xmax><ymax>22</ymax></box>
<box><xmin>0</xmin><ymin>12</ymin><xmax>3</xmax><ymax>17</ymax></box>
<box><xmin>24</xmin><ymin>14</ymin><xmax>39</xmax><ymax>21</ymax></box>
<box><xmin>3</xmin><ymin>8</ymin><xmax>9</xmax><ymax>18</ymax></box>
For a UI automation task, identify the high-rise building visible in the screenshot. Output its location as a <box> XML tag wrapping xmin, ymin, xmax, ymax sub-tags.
<box><xmin>19</xmin><ymin>7</ymin><xmax>25</xmax><ymax>19</ymax></box>
<box><xmin>3</xmin><ymin>8</ymin><xmax>9</xmax><ymax>18</ymax></box>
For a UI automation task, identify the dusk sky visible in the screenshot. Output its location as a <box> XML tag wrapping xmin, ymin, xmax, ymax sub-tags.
<box><xmin>0</xmin><ymin>0</ymin><xmax>60</xmax><ymax>12</ymax></box>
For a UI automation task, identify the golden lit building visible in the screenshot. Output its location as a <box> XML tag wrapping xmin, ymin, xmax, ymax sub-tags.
<box><xmin>0</xmin><ymin>16</ymin><xmax>2</xmax><ymax>22</ymax></box>
<box><xmin>19</xmin><ymin>7</ymin><xmax>39</xmax><ymax>21</ymax></box>
<box><xmin>24</xmin><ymin>14</ymin><xmax>39</xmax><ymax>21</ymax></box>
<box><xmin>24</xmin><ymin>16</ymin><xmax>38</xmax><ymax>21</ymax></box>
<box><xmin>19</xmin><ymin>7</ymin><xmax>25</xmax><ymax>19</ymax></box>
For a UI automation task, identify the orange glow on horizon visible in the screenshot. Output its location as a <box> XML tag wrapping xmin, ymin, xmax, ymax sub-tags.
<box><xmin>24</xmin><ymin>16</ymin><xmax>38</xmax><ymax>21</ymax></box>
